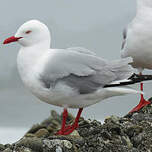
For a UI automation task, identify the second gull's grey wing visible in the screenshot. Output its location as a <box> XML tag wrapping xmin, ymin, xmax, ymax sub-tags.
<box><xmin>121</xmin><ymin>27</ymin><xmax>127</xmax><ymax>50</ymax></box>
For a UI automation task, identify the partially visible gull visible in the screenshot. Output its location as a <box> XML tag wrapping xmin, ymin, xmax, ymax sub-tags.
<box><xmin>121</xmin><ymin>0</ymin><xmax>152</xmax><ymax>112</ymax></box>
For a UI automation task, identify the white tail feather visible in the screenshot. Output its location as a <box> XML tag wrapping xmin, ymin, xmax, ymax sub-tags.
<box><xmin>105</xmin><ymin>87</ymin><xmax>143</xmax><ymax>95</ymax></box>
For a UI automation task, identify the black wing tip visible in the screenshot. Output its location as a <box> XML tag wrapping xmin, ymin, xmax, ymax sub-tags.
<box><xmin>104</xmin><ymin>73</ymin><xmax>152</xmax><ymax>88</ymax></box>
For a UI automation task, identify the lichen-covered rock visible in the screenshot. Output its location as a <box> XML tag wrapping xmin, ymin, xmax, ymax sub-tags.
<box><xmin>35</xmin><ymin>128</ymin><xmax>49</xmax><ymax>138</ymax></box>
<box><xmin>0</xmin><ymin>144</ymin><xmax>5</xmax><ymax>151</ymax></box>
<box><xmin>2</xmin><ymin>102</ymin><xmax>152</xmax><ymax>151</ymax></box>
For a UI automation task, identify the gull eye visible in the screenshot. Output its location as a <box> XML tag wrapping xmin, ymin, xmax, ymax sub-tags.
<box><xmin>25</xmin><ymin>30</ymin><xmax>32</xmax><ymax>34</ymax></box>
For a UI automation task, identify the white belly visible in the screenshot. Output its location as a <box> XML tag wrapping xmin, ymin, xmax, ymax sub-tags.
<box><xmin>127</xmin><ymin>47</ymin><xmax>152</xmax><ymax>69</ymax></box>
<box><xmin>28</xmin><ymin>81</ymin><xmax>110</xmax><ymax>108</ymax></box>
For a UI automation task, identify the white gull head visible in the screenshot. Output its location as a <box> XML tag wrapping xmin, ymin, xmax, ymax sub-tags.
<box><xmin>4</xmin><ymin>20</ymin><xmax>51</xmax><ymax>48</ymax></box>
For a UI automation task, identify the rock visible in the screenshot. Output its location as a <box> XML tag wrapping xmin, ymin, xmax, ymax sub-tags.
<box><xmin>0</xmin><ymin>144</ymin><xmax>5</xmax><ymax>151</ymax></box>
<box><xmin>26</xmin><ymin>124</ymin><xmax>46</xmax><ymax>134</ymax></box>
<box><xmin>3</xmin><ymin>148</ymin><xmax>12</xmax><ymax>152</ymax></box>
<box><xmin>43</xmin><ymin>139</ymin><xmax>73</xmax><ymax>149</ymax></box>
<box><xmin>15</xmin><ymin>137</ymin><xmax>44</xmax><ymax>152</ymax></box>
<box><xmin>121</xmin><ymin>136</ymin><xmax>133</xmax><ymax>149</ymax></box>
<box><xmin>124</xmin><ymin>125</ymin><xmax>143</xmax><ymax>138</ymax></box>
<box><xmin>24</xmin><ymin>133</ymin><xmax>36</xmax><ymax>138</ymax></box>
<box><xmin>34</xmin><ymin>128</ymin><xmax>49</xmax><ymax>138</ymax></box>
<box><xmin>2</xmin><ymin>102</ymin><xmax>152</xmax><ymax>151</ymax></box>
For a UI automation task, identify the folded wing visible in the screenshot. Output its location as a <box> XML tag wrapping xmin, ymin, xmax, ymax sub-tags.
<box><xmin>39</xmin><ymin>48</ymin><xmax>133</xmax><ymax>94</ymax></box>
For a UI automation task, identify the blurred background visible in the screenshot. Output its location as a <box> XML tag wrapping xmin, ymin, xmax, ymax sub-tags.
<box><xmin>0</xmin><ymin>0</ymin><xmax>150</xmax><ymax>144</ymax></box>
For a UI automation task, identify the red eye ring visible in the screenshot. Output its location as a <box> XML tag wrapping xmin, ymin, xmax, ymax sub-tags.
<box><xmin>25</xmin><ymin>30</ymin><xmax>32</xmax><ymax>34</ymax></box>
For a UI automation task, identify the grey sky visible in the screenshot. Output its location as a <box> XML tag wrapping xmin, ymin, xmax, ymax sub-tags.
<box><xmin>1</xmin><ymin>0</ymin><xmax>148</xmax><ymax>128</ymax></box>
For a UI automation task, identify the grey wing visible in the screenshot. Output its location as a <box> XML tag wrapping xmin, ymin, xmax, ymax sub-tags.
<box><xmin>121</xmin><ymin>27</ymin><xmax>127</xmax><ymax>50</ymax></box>
<box><xmin>67</xmin><ymin>47</ymin><xmax>96</xmax><ymax>56</ymax></box>
<box><xmin>39</xmin><ymin>49</ymin><xmax>133</xmax><ymax>94</ymax></box>
<box><xmin>56</xmin><ymin>68</ymin><xmax>119</xmax><ymax>94</ymax></box>
<box><xmin>56</xmin><ymin>74</ymin><xmax>107</xmax><ymax>94</ymax></box>
<box><xmin>121</xmin><ymin>22</ymin><xmax>133</xmax><ymax>58</ymax></box>
<box><xmin>40</xmin><ymin>49</ymin><xmax>107</xmax><ymax>81</ymax></box>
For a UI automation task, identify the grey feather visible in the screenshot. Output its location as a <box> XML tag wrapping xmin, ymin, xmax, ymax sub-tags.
<box><xmin>107</xmin><ymin>57</ymin><xmax>133</xmax><ymax>80</ymax></box>
<box><xmin>40</xmin><ymin>49</ymin><xmax>107</xmax><ymax>81</ymax></box>
<box><xmin>121</xmin><ymin>27</ymin><xmax>127</xmax><ymax>50</ymax></box>
<box><xmin>57</xmin><ymin>74</ymin><xmax>102</xmax><ymax>94</ymax></box>
<box><xmin>67</xmin><ymin>47</ymin><xmax>96</xmax><ymax>56</ymax></box>
<box><xmin>39</xmin><ymin>48</ymin><xmax>133</xmax><ymax>94</ymax></box>
<box><xmin>123</xmin><ymin>28</ymin><xmax>127</xmax><ymax>39</ymax></box>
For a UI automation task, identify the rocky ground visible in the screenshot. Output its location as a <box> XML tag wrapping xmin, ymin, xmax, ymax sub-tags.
<box><xmin>1</xmin><ymin>100</ymin><xmax>152</xmax><ymax>152</ymax></box>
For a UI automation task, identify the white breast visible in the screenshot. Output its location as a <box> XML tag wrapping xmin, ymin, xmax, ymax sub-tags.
<box><xmin>123</xmin><ymin>15</ymin><xmax>152</xmax><ymax>69</ymax></box>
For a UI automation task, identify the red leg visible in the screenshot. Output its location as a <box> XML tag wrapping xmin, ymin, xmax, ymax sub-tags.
<box><xmin>73</xmin><ymin>108</ymin><xmax>83</xmax><ymax>128</ymax></box>
<box><xmin>56</xmin><ymin>108</ymin><xmax>68</xmax><ymax>135</ymax></box>
<box><xmin>63</xmin><ymin>108</ymin><xmax>83</xmax><ymax>135</ymax></box>
<box><xmin>129</xmin><ymin>72</ymin><xmax>151</xmax><ymax>113</ymax></box>
<box><xmin>56</xmin><ymin>108</ymin><xmax>83</xmax><ymax>135</ymax></box>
